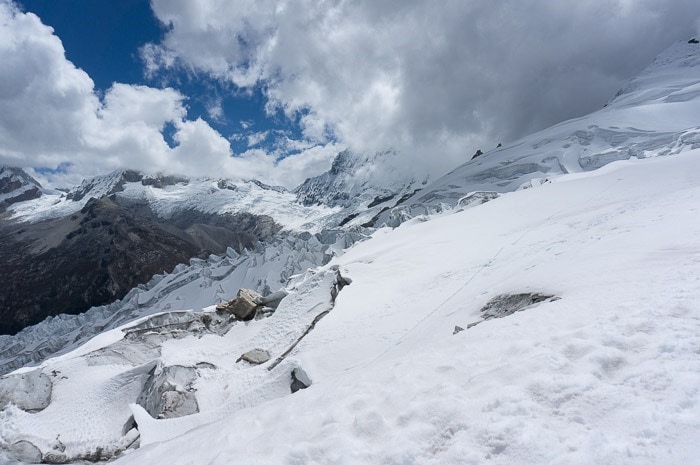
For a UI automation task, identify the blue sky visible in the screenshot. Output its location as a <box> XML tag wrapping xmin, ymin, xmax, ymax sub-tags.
<box><xmin>1</xmin><ymin>0</ymin><xmax>698</xmax><ymax>188</ymax></box>
<box><xmin>18</xmin><ymin>0</ymin><xmax>303</xmax><ymax>155</ymax></box>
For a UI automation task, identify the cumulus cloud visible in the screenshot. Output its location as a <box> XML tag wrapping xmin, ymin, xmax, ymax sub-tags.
<box><xmin>0</xmin><ymin>1</ymin><xmax>97</xmax><ymax>163</ymax></box>
<box><xmin>233</xmin><ymin>142</ymin><xmax>342</xmax><ymax>188</ymax></box>
<box><xmin>3</xmin><ymin>0</ymin><xmax>699</xmax><ymax>189</ymax></box>
<box><xmin>146</xmin><ymin>0</ymin><xmax>700</xmax><ymax>178</ymax></box>
<box><xmin>0</xmin><ymin>0</ymin><xmax>325</xmax><ymax>188</ymax></box>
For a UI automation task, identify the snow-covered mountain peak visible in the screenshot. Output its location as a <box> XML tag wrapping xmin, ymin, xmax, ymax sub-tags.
<box><xmin>65</xmin><ymin>169</ymin><xmax>143</xmax><ymax>202</ymax></box>
<box><xmin>295</xmin><ymin>149</ymin><xmax>423</xmax><ymax>208</ymax></box>
<box><xmin>294</xmin><ymin>150</ymin><xmax>428</xmax><ymax>226</ymax></box>
<box><xmin>7</xmin><ymin>169</ymin><xmax>338</xmax><ymax>231</ymax></box>
<box><xmin>293</xmin><ymin>149</ymin><xmax>427</xmax><ymax>228</ymax></box>
<box><xmin>0</xmin><ymin>166</ymin><xmax>43</xmax><ymax>212</ymax></box>
<box><xmin>0</xmin><ymin>165</ymin><xmax>41</xmax><ymax>187</ymax></box>
<box><xmin>379</xmin><ymin>39</ymin><xmax>700</xmax><ymax>225</ymax></box>
<box><xmin>607</xmin><ymin>38</ymin><xmax>700</xmax><ymax>108</ymax></box>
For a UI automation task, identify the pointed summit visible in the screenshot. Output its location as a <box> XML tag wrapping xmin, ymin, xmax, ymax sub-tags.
<box><xmin>294</xmin><ymin>149</ymin><xmax>424</xmax><ymax>210</ymax></box>
<box><xmin>0</xmin><ymin>166</ymin><xmax>43</xmax><ymax>212</ymax></box>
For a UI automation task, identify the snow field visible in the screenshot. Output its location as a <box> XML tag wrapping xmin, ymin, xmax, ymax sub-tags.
<box><xmin>2</xmin><ymin>39</ymin><xmax>700</xmax><ymax>465</ymax></box>
<box><xmin>111</xmin><ymin>150</ymin><xmax>700</xmax><ymax>464</ymax></box>
<box><xmin>0</xmin><ymin>264</ymin><xmax>347</xmax><ymax>460</ymax></box>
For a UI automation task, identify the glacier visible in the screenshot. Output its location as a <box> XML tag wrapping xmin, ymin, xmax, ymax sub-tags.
<box><xmin>377</xmin><ymin>40</ymin><xmax>700</xmax><ymax>225</ymax></box>
<box><xmin>0</xmin><ymin>39</ymin><xmax>699</xmax><ymax>464</ymax></box>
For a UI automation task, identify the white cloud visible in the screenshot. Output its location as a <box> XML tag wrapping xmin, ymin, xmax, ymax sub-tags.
<box><xmin>4</xmin><ymin>0</ymin><xmax>699</xmax><ymax>191</ymax></box>
<box><xmin>0</xmin><ymin>1</ymin><xmax>97</xmax><ymax>163</ymax></box>
<box><xmin>0</xmin><ymin>0</ymin><xmax>328</xmax><ymax>189</ymax></box>
<box><xmin>231</xmin><ymin>142</ymin><xmax>341</xmax><ymax>188</ymax></box>
<box><xmin>205</xmin><ymin>97</ymin><xmax>224</xmax><ymax>121</ymax></box>
<box><xmin>246</xmin><ymin>130</ymin><xmax>269</xmax><ymax>148</ymax></box>
<box><xmin>146</xmin><ymin>0</ymin><xmax>700</xmax><ymax>179</ymax></box>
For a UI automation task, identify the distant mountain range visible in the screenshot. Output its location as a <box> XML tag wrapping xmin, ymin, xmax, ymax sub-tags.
<box><xmin>1</xmin><ymin>40</ymin><xmax>700</xmax><ymax>337</ymax></box>
<box><xmin>1</xmin><ymin>39</ymin><xmax>699</xmax><ymax>465</ymax></box>
<box><xmin>0</xmin><ymin>151</ymin><xmax>420</xmax><ymax>334</ymax></box>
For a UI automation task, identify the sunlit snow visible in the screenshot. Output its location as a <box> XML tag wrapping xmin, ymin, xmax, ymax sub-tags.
<box><xmin>1</xmin><ymin>40</ymin><xmax>700</xmax><ymax>465</ymax></box>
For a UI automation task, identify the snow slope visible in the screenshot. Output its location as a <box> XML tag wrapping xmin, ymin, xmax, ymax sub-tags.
<box><xmin>0</xmin><ymin>166</ymin><xmax>46</xmax><ymax>211</ymax></box>
<box><xmin>116</xmin><ymin>148</ymin><xmax>700</xmax><ymax>465</ymax></box>
<box><xmin>2</xmin><ymin>147</ymin><xmax>699</xmax><ymax>464</ymax></box>
<box><xmin>383</xmin><ymin>40</ymin><xmax>700</xmax><ymax>223</ymax></box>
<box><xmin>1</xmin><ymin>40</ymin><xmax>700</xmax><ymax>464</ymax></box>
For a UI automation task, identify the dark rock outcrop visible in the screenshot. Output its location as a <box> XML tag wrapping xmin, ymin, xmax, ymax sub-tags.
<box><xmin>0</xmin><ymin>166</ymin><xmax>43</xmax><ymax>212</ymax></box>
<box><xmin>217</xmin><ymin>288</ymin><xmax>262</xmax><ymax>320</ymax></box>
<box><xmin>290</xmin><ymin>368</ymin><xmax>311</xmax><ymax>393</ymax></box>
<box><xmin>480</xmin><ymin>293</ymin><xmax>559</xmax><ymax>320</ymax></box>
<box><xmin>0</xmin><ymin>197</ymin><xmax>203</xmax><ymax>334</ymax></box>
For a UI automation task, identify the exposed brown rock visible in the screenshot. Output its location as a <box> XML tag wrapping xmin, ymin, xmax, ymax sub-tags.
<box><xmin>217</xmin><ymin>288</ymin><xmax>262</xmax><ymax>320</ymax></box>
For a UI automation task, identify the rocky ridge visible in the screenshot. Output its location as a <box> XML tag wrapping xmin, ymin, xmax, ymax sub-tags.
<box><xmin>0</xmin><ymin>166</ymin><xmax>43</xmax><ymax>212</ymax></box>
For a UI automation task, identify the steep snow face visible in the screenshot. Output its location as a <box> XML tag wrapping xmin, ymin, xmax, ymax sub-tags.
<box><xmin>8</xmin><ymin>171</ymin><xmax>339</xmax><ymax>231</ymax></box>
<box><xmin>382</xmin><ymin>40</ymin><xmax>700</xmax><ymax>224</ymax></box>
<box><xmin>608</xmin><ymin>39</ymin><xmax>700</xmax><ymax>108</ymax></box>
<box><xmin>65</xmin><ymin>169</ymin><xmax>143</xmax><ymax>202</ymax></box>
<box><xmin>0</xmin><ymin>166</ymin><xmax>44</xmax><ymax>212</ymax></box>
<box><xmin>3</xmin><ymin>148</ymin><xmax>699</xmax><ymax>464</ymax></box>
<box><xmin>295</xmin><ymin>149</ymin><xmax>427</xmax><ymax>226</ymax></box>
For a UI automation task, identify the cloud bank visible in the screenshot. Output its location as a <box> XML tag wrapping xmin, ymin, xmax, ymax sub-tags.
<box><xmin>0</xmin><ymin>0</ymin><xmax>333</xmax><ymax>188</ymax></box>
<box><xmin>1</xmin><ymin>0</ymin><xmax>699</xmax><ymax>188</ymax></box>
<box><xmin>146</xmin><ymin>0</ymin><xmax>700</xmax><ymax>177</ymax></box>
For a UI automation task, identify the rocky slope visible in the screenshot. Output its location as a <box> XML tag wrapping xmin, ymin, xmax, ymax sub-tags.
<box><xmin>0</xmin><ymin>166</ymin><xmax>43</xmax><ymax>212</ymax></box>
<box><xmin>0</xmin><ymin>188</ymin><xmax>281</xmax><ymax>334</ymax></box>
<box><xmin>0</xmin><ymin>158</ymin><xmax>416</xmax><ymax>335</ymax></box>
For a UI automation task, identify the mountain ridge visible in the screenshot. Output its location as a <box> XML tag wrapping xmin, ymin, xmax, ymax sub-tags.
<box><xmin>1</xmin><ymin>38</ymin><xmax>700</xmax><ymax>464</ymax></box>
<box><xmin>374</xmin><ymin>39</ymin><xmax>700</xmax><ymax>227</ymax></box>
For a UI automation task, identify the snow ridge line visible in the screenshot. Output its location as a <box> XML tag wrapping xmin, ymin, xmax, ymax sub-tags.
<box><xmin>268</xmin><ymin>269</ymin><xmax>350</xmax><ymax>370</ymax></box>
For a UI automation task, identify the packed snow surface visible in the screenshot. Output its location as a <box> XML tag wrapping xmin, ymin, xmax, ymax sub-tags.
<box><xmin>2</xmin><ymin>149</ymin><xmax>699</xmax><ymax>464</ymax></box>
<box><xmin>117</xmin><ymin>149</ymin><xmax>700</xmax><ymax>464</ymax></box>
<box><xmin>2</xmin><ymin>40</ymin><xmax>700</xmax><ymax>464</ymax></box>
